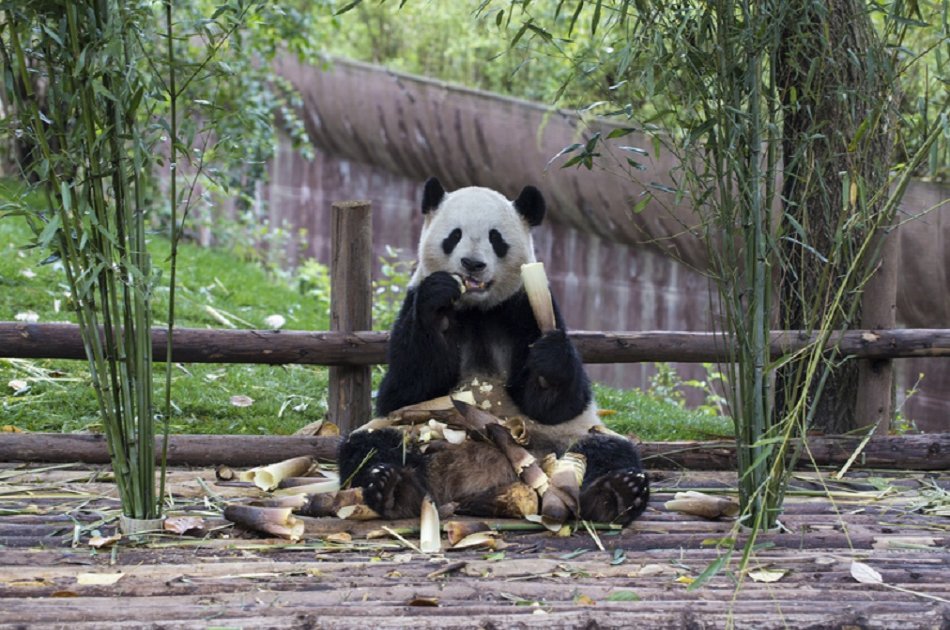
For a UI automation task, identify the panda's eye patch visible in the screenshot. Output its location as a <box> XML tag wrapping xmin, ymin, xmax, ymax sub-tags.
<box><xmin>489</xmin><ymin>229</ymin><xmax>509</xmax><ymax>258</ymax></box>
<box><xmin>442</xmin><ymin>228</ymin><xmax>463</xmax><ymax>255</ymax></box>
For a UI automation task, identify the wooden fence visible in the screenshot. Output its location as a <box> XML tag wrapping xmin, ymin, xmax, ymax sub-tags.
<box><xmin>1</xmin><ymin>202</ymin><xmax>948</xmax><ymax>467</ymax></box>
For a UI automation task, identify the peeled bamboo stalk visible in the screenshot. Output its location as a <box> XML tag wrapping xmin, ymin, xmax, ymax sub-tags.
<box><xmin>419</xmin><ymin>495</ymin><xmax>442</xmax><ymax>553</ymax></box>
<box><xmin>242</xmin><ymin>456</ymin><xmax>314</xmax><ymax>491</ymax></box>
<box><xmin>521</xmin><ymin>262</ymin><xmax>556</xmax><ymax>332</ymax></box>
<box><xmin>272</xmin><ymin>478</ymin><xmax>340</xmax><ymax>496</ymax></box>
<box><xmin>223</xmin><ymin>505</ymin><xmax>304</xmax><ymax>541</ymax></box>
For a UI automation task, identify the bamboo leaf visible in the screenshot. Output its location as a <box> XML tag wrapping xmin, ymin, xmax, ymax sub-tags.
<box><xmin>687</xmin><ymin>551</ymin><xmax>732</xmax><ymax>591</ymax></box>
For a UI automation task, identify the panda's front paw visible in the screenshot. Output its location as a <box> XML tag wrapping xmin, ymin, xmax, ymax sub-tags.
<box><xmin>362</xmin><ymin>463</ymin><xmax>427</xmax><ymax>520</ymax></box>
<box><xmin>415</xmin><ymin>271</ymin><xmax>462</xmax><ymax>327</ymax></box>
<box><xmin>580</xmin><ymin>468</ymin><xmax>650</xmax><ymax>525</ymax></box>
<box><xmin>528</xmin><ymin>329</ymin><xmax>579</xmax><ymax>385</ymax></box>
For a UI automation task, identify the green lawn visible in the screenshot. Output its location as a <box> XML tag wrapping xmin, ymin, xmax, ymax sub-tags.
<box><xmin>0</xmin><ymin>180</ymin><xmax>733</xmax><ymax>441</ymax></box>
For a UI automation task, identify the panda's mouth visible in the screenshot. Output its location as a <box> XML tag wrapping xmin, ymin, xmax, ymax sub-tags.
<box><xmin>462</xmin><ymin>276</ymin><xmax>492</xmax><ymax>293</ymax></box>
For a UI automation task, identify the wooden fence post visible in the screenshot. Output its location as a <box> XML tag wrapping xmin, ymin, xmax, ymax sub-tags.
<box><xmin>328</xmin><ymin>200</ymin><xmax>373</xmax><ymax>434</ymax></box>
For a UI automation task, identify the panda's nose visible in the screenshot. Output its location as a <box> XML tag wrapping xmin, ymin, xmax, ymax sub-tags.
<box><xmin>461</xmin><ymin>257</ymin><xmax>486</xmax><ymax>273</ymax></box>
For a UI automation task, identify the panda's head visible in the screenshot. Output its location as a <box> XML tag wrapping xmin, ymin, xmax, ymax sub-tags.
<box><xmin>411</xmin><ymin>177</ymin><xmax>545</xmax><ymax>309</ymax></box>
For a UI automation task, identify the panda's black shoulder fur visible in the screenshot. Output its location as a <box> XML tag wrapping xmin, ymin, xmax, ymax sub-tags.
<box><xmin>375</xmin><ymin>279</ymin><xmax>591</xmax><ymax>425</ymax></box>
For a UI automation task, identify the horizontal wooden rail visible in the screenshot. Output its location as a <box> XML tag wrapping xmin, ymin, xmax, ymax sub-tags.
<box><xmin>0</xmin><ymin>432</ymin><xmax>945</xmax><ymax>470</ymax></box>
<box><xmin>1</xmin><ymin>322</ymin><xmax>949</xmax><ymax>365</ymax></box>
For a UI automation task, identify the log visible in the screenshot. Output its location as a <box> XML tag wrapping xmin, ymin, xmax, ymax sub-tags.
<box><xmin>0</xmin><ymin>322</ymin><xmax>387</xmax><ymax>365</ymax></box>
<box><xmin>327</xmin><ymin>200</ymin><xmax>373</xmax><ymax>433</ymax></box>
<box><xmin>2</xmin><ymin>323</ymin><xmax>948</xmax><ymax>365</ymax></box>
<box><xmin>0</xmin><ymin>434</ymin><xmax>342</xmax><ymax>466</ymax></box>
<box><xmin>0</xmin><ymin>433</ymin><xmax>945</xmax><ymax>470</ymax></box>
<box><xmin>640</xmin><ymin>433</ymin><xmax>950</xmax><ymax>471</ymax></box>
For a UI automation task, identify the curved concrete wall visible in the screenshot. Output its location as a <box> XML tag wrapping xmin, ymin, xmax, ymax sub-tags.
<box><xmin>258</xmin><ymin>56</ymin><xmax>947</xmax><ymax>431</ymax></box>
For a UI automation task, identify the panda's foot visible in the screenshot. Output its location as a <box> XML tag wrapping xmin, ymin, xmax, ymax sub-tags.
<box><xmin>579</xmin><ymin>468</ymin><xmax>650</xmax><ymax>525</ymax></box>
<box><xmin>362</xmin><ymin>463</ymin><xmax>427</xmax><ymax>520</ymax></box>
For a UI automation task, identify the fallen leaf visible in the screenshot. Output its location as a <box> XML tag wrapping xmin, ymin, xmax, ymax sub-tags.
<box><xmin>749</xmin><ymin>568</ymin><xmax>787</xmax><ymax>583</ymax></box>
<box><xmin>8</xmin><ymin>579</ymin><xmax>49</xmax><ymax>588</ymax></box>
<box><xmin>606</xmin><ymin>590</ymin><xmax>640</xmax><ymax>601</ymax></box>
<box><xmin>861</xmin><ymin>332</ymin><xmax>880</xmax><ymax>342</ymax></box>
<box><xmin>675</xmin><ymin>575</ymin><xmax>695</xmax><ymax>585</ymax></box>
<box><xmin>230</xmin><ymin>395</ymin><xmax>254</xmax><ymax>407</ymax></box>
<box><xmin>326</xmin><ymin>532</ymin><xmax>352</xmax><ymax>544</ymax></box>
<box><xmin>88</xmin><ymin>534</ymin><xmax>122</xmax><ymax>549</ymax></box>
<box><xmin>2</xmin><ymin>425</ymin><xmax>24</xmax><ymax>433</ymax></box>
<box><xmin>14</xmin><ymin>311</ymin><xmax>39</xmax><ymax>323</ymax></box>
<box><xmin>163</xmin><ymin>516</ymin><xmax>205</xmax><ymax>535</ymax></box>
<box><xmin>8</xmin><ymin>379</ymin><xmax>29</xmax><ymax>393</ymax></box>
<box><xmin>77</xmin><ymin>572</ymin><xmax>124</xmax><ymax>586</ymax></box>
<box><xmin>850</xmin><ymin>561</ymin><xmax>883</xmax><ymax>584</ymax></box>
<box><xmin>407</xmin><ymin>596</ymin><xmax>439</xmax><ymax>607</ymax></box>
<box><xmin>575</xmin><ymin>594</ymin><xmax>597</xmax><ymax>606</ymax></box>
<box><xmin>264</xmin><ymin>314</ymin><xmax>286</xmax><ymax>329</ymax></box>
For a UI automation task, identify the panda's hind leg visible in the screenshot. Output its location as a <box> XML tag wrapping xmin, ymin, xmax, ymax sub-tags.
<box><xmin>568</xmin><ymin>433</ymin><xmax>650</xmax><ymax>525</ymax></box>
<box><xmin>337</xmin><ymin>428</ymin><xmax>427</xmax><ymax>519</ymax></box>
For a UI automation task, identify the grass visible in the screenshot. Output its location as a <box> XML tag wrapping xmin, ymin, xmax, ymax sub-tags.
<box><xmin>0</xmin><ymin>180</ymin><xmax>733</xmax><ymax>441</ymax></box>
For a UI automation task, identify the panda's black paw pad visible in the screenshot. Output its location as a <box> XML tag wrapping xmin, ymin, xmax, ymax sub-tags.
<box><xmin>580</xmin><ymin>468</ymin><xmax>650</xmax><ymax>525</ymax></box>
<box><xmin>362</xmin><ymin>463</ymin><xmax>426</xmax><ymax>520</ymax></box>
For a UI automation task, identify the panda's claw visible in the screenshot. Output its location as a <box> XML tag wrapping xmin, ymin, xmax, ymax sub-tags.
<box><xmin>362</xmin><ymin>462</ymin><xmax>427</xmax><ymax>520</ymax></box>
<box><xmin>579</xmin><ymin>468</ymin><xmax>650</xmax><ymax>525</ymax></box>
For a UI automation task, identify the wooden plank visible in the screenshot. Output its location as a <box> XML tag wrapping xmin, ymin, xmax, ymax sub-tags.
<box><xmin>328</xmin><ymin>200</ymin><xmax>374</xmax><ymax>433</ymax></box>
<box><xmin>3</xmin><ymin>322</ymin><xmax>949</xmax><ymax>365</ymax></box>
<box><xmin>1</xmin><ymin>432</ymin><xmax>946</xmax><ymax>470</ymax></box>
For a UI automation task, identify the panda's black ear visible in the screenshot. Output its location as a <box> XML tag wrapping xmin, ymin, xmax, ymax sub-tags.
<box><xmin>422</xmin><ymin>177</ymin><xmax>446</xmax><ymax>215</ymax></box>
<box><xmin>514</xmin><ymin>185</ymin><xmax>545</xmax><ymax>227</ymax></box>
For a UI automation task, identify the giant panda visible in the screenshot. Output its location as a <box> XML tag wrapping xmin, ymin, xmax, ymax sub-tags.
<box><xmin>337</xmin><ymin>177</ymin><xmax>650</xmax><ymax>525</ymax></box>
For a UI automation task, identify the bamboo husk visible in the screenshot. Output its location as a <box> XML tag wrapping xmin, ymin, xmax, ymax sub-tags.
<box><xmin>492</xmin><ymin>481</ymin><xmax>540</xmax><ymax>517</ymax></box>
<box><xmin>486</xmin><ymin>423</ymin><xmax>550</xmax><ymax>494</ymax></box>
<box><xmin>223</xmin><ymin>505</ymin><xmax>304</xmax><ymax>541</ymax></box>
<box><xmin>420</xmin><ymin>495</ymin><xmax>442</xmax><ymax>553</ymax></box>
<box><xmin>336</xmin><ymin>504</ymin><xmax>382</xmax><ymax>520</ymax></box>
<box><xmin>665</xmin><ymin>491</ymin><xmax>740</xmax><ymax>519</ymax></box>
<box><xmin>249</xmin><ymin>494</ymin><xmax>309</xmax><ymax>510</ymax></box>
<box><xmin>450</xmin><ymin>400</ymin><xmax>504</xmax><ymax>440</ymax></box>
<box><xmin>333</xmin><ymin>487</ymin><xmax>381</xmax><ymax>520</ymax></box>
<box><xmin>450</xmin><ymin>531</ymin><xmax>500</xmax><ymax>550</ymax></box>
<box><xmin>295</xmin><ymin>493</ymin><xmax>337</xmax><ymax>517</ymax></box>
<box><xmin>521</xmin><ymin>262</ymin><xmax>556</xmax><ymax>332</ymax></box>
<box><xmin>503</xmin><ymin>417</ymin><xmax>529</xmax><ymax>445</ymax></box>
<box><xmin>443</xmin><ymin>520</ymin><xmax>491</xmax><ymax>546</ymax></box>
<box><xmin>539</xmin><ymin>453</ymin><xmax>586</xmax><ymax>530</ymax></box>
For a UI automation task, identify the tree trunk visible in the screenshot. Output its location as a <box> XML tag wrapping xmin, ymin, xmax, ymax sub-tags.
<box><xmin>776</xmin><ymin>0</ymin><xmax>896</xmax><ymax>434</ymax></box>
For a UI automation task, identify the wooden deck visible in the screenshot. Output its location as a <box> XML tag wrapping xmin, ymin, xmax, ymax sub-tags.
<box><xmin>0</xmin><ymin>462</ymin><xmax>947</xmax><ymax>629</ymax></box>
